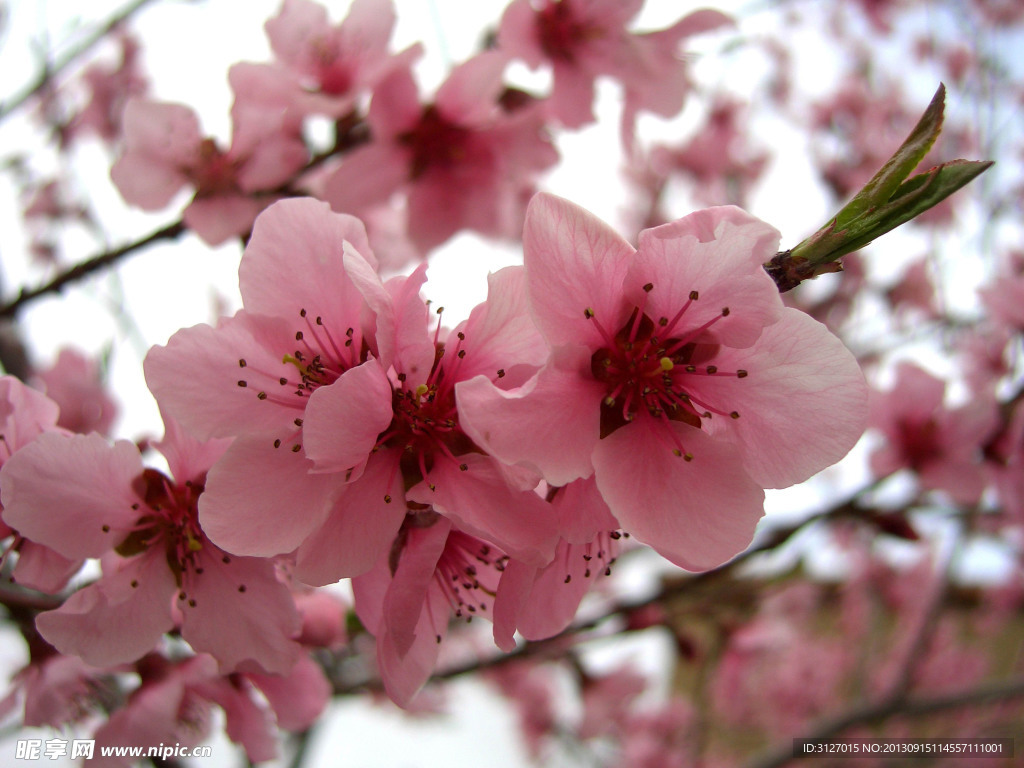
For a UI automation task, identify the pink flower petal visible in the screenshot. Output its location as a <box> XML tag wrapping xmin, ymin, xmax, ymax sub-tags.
<box><xmin>293</xmin><ymin>451</ymin><xmax>408</xmax><ymax>583</ymax></box>
<box><xmin>698</xmin><ymin>308</ymin><xmax>868</xmax><ymax>488</ymax></box>
<box><xmin>407</xmin><ymin>454</ymin><xmax>558</xmax><ymax>567</ymax></box>
<box><xmin>247</xmin><ymin>653</ymin><xmax>330</xmax><ymax>731</ymax></box>
<box><xmin>456</xmin><ymin>345</ymin><xmax>604</xmax><ymax>486</ymax></box>
<box><xmin>179</xmin><ymin>547</ymin><xmax>302</xmax><ymax>675</ymax></box>
<box><xmin>436</xmin><ymin>51</ymin><xmax>507</xmax><ymax>126</ymax></box>
<box><xmin>198</xmin><ymin>436</ymin><xmax>335</xmax><ymax>557</ymax></box>
<box><xmin>36</xmin><ymin>553</ymin><xmax>176</xmax><ymax>667</ymax></box>
<box><xmin>0</xmin><ymin>432</ymin><xmax>142</xmax><ymax>559</ymax></box>
<box><xmin>593</xmin><ymin>417</ymin><xmax>764</xmax><ymax>571</ymax></box>
<box><xmin>383</xmin><ymin>516</ymin><xmax>451</xmax><ymax>659</ymax></box>
<box><xmin>523</xmin><ymin>193</ymin><xmax>635</xmax><ymax>349</ymax></box>
<box><xmin>303</xmin><ymin>360</ymin><xmax>393</xmax><ymax>475</ymax></box>
<box><xmin>183</xmin><ymin>194</ymin><xmax>265</xmax><ymax>246</ymax></box>
<box><xmin>239</xmin><ymin>198</ymin><xmax>375</xmax><ymax>330</ymax></box>
<box><xmin>11</xmin><ymin>542</ymin><xmax>82</xmax><ymax>594</ymax></box>
<box><xmin>145</xmin><ymin>311</ymin><xmax>304</xmax><ymax>441</ymax></box>
<box><xmin>630</xmin><ymin>206</ymin><xmax>782</xmax><ymax>348</ymax></box>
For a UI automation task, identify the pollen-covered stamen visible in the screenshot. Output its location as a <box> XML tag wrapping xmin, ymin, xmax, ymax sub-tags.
<box><xmin>591</xmin><ymin>288</ymin><xmax>746</xmax><ymax>443</ymax></box>
<box><xmin>432</xmin><ymin>531</ymin><xmax>506</xmax><ymax>622</ymax></box>
<box><xmin>374</xmin><ymin>331</ymin><xmax>482</xmax><ymax>494</ymax></box>
<box><xmin>562</xmin><ymin>530</ymin><xmax>623</xmax><ymax>584</ymax></box>
<box><xmin>117</xmin><ymin>469</ymin><xmax>210</xmax><ymax>594</ymax></box>
<box><xmin>236</xmin><ymin>308</ymin><xmax>368</xmax><ymax>409</ymax></box>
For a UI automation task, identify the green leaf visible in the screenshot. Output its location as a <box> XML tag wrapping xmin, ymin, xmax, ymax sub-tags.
<box><xmin>823</xmin><ymin>159</ymin><xmax>993</xmax><ymax>261</ymax></box>
<box><xmin>772</xmin><ymin>84</ymin><xmax>994</xmax><ymax>292</ymax></box>
<box><xmin>833</xmin><ymin>84</ymin><xmax>946</xmax><ymax>229</ymax></box>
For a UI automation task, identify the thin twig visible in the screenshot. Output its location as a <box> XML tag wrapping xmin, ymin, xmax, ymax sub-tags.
<box><xmin>0</xmin><ymin>219</ymin><xmax>185</xmax><ymax>319</ymax></box>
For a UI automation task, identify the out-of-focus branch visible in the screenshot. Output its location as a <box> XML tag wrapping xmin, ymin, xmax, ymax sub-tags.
<box><xmin>0</xmin><ymin>0</ymin><xmax>158</xmax><ymax>123</ymax></box>
<box><xmin>744</xmin><ymin>675</ymin><xmax>1024</xmax><ymax>768</ymax></box>
<box><xmin>0</xmin><ymin>219</ymin><xmax>185</xmax><ymax>319</ymax></box>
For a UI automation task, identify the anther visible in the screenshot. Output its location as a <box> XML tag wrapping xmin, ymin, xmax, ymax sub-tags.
<box><xmin>273</xmin><ymin>439</ymin><xmax>281</xmax><ymax>448</ymax></box>
<box><xmin>237</xmin><ymin>380</ymin><xmax>247</xmax><ymax>387</ymax></box>
<box><xmin>316</xmin><ymin>316</ymin><xmax>323</xmax><ymax>325</ymax></box>
<box><xmin>730</xmin><ymin>411</ymin><xmax>740</xmax><ymax>419</ymax></box>
<box><xmin>222</xmin><ymin>555</ymin><xmax>231</xmax><ymax>564</ymax></box>
<box><xmin>300</xmin><ymin>309</ymin><xmax>307</xmax><ymax>317</ymax></box>
<box><xmin>295</xmin><ymin>331</ymin><xmax>303</xmax><ymax>341</ymax></box>
<box><xmin>130</xmin><ymin>580</ymin><xmax>138</xmax><ymax>588</ymax></box>
<box><xmin>643</xmin><ymin>282</ymin><xmax>654</xmax><ymax>293</ymax></box>
<box><xmin>584</xmin><ymin>308</ymin><xmax>595</xmax><ymax>319</ymax></box>
<box><xmin>257</xmin><ymin>392</ymin><xmax>267</xmax><ymax>400</ymax></box>
<box><xmin>238</xmin><ymin>359</ymin><xmax>247</xmax><ymax>367</ymax></box>
<box><xmin>102</xmin><ymin>525</ymin><xmax>110</xmax><ymax>533</ymax></box>
<box><xmin>279</xmin><ymin>377</ymin><xmax>288</xmax><ymax>385</ymax></box>
<box><xmin>238</xmin><ymin>585</ymin><xmax>246</xmax><ymax>593</ymax></box>
<box><xmin>689</xmin><ymin>290</ymin><xmax>699</xmax><ymax>300</ymax></box>
<box><xmin>737</xmin><ymin>369</ymin><xmax>748</xmax><ymax>378</ymax></box>
<box><xmin>294</xmin><ymin>418</ymin><xmax>303</xmax><ymax>426</ymax></box>
<box><xmin>706</xmin><ymin>366</ymin><xmax>717</xmax><ymax>374</ymax></box>
<box><xmin>497</xmin><ymin>369</ymin><xmax>505</xmax><ymax>378</ymax></box>
<box><xmin>291</xmin><ymin>444</ymin><xmax>301</xmax><ymax>453</ymax></box>
<box><xmin>459</xmin><ymin>463</ymin><xmax>468</xmax><ymax>471</ymax></box>
<box><xmin>722</xmin><ymin>307</ymin><xmax>730</xmax><ymax>316</ymax></box>
<box><xmin>683</xmin><ymin>452</ymin><xmax>693</xmax><ymax>462</ymax></box>
<box><xmin>384</xmin><ymin>494</ymin><xmax>392</xmax><ymax>504</ymax></box>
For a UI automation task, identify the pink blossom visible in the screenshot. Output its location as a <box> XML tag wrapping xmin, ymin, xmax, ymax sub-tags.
<box><xmin>63</xmin><ymin>31</ymin><xmax>148</xmax><ymax>145</ymax></box>
<box><xmin>492</xmin><ymin>477</ymin><xmax>621</xmax><ymax>651</ymax></box>
<box><xmin>322</xmin><ymin>53</ymin><xmax>559</xmax><ymax>253</ymax></box>
<box><xmin>0</xmin><ymin>416</ymin><xmax>302</xmax><ymax>674</ymax></box>
<box><xmin>497</xmin><ymin>0</ymin><xmax>730</xmax><ymax>130</ymax></box>
<box><xmin>298</xmin><ymin>256</ymin><xmax>557</xmax><ymax>579</ymax></box>
<box><xmin>868</xmin><ymin>362</ymin><xmax>997</xmax><ymax>504</ymax></box>
<box><xmin>1</xmin><ymin>654</ymin><xmax>106</xmax><ymax>729</ymax></box>
<box><xmin>92</xmin><ymin>651</ymin><xmax>327</xmax><ymax>766</ymax></box>
<box><xmin>145</xmin><ymin>198</ymin><xmax>385</xmax><ymax>572</ymax></box>
<box><xmin>110</xmin><ymin>97</ymin><xmax>307</xmax><ymax>244</ymax></box>
<box><xmin>458</xmin><ymin>193</ymin><xmax>868</xmax><ymax>570</ymax></box>
<box><xmin>258</xmin><ymin>0</ymin><xmax>420</xmax><ymax>118</ymax></box>
<box><xmin>149</xmin><ymin>199</ymin><xmax>554</xmax><ymax>582</ymax></box>
<box><xmin>352</xmin><ymin>512</ymin><xmax>507</xmax><ymax>707</ymax></box>
<box><xmin>32</xmin><ymin>347</ymin><xmax>119</xmax><ymax>436</ymax></box>
<box><xmin>0</xmin><ymin>376</ymin><xmax>82</xmax><ymax>593</ymax></box>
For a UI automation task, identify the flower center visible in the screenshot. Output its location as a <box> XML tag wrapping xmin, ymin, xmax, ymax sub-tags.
<box><xmin>375</xmin><ymin>330</ymin><xmax>479</xmax><ymax>500</ymax></box>
<box><xmin>536</xmin><ymin>0</ymin><xmax>601</xmax><ymax>62</ymax></box>
<box><xmin>117</xmin><ymin>468</ymin><xmax>205</xmax><ymax>586</ymax></box>
<box><xmin>236</xmin><ymin>307</ymin><xmax>370</xmax><ymax>453</ymax></box>
<box><xmin>399</xmin><ymin>106</ymin><xmax>474</xmax><ymax>179</ymax></box>
<box><xmin>585</xmin><ymin>286</ymin><xmax>747</xmax><ymax>449</ymax></box>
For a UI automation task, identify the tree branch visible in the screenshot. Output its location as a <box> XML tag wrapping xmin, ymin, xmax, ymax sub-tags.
<box><xmin>0</xmin><ymin>219</ymin><xmax>185</xmax><ymax>319</ymax></box>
